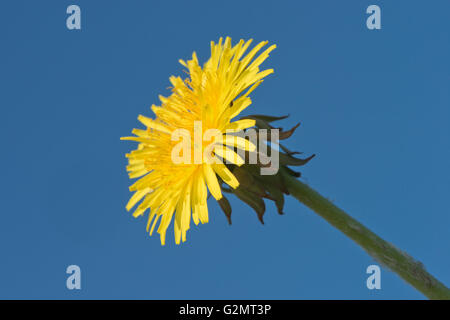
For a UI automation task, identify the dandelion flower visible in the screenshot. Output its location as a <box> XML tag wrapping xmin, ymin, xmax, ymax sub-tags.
<box><xmin>121</xmin><ymin>37</ymin><xmax>276</xmax><ymax>245</ymax></box>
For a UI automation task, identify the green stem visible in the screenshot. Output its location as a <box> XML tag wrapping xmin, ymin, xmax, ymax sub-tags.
<box><xmin>282</xmin><ymin>171</ymin><xmax>450</xmax><ymax>300</ymax></box>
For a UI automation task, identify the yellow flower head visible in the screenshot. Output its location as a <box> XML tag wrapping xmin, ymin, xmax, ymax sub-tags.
<box><xmin>121</xmin><ymin>37</ymin><xmax>276</xmax><ymax>245</ymax></box>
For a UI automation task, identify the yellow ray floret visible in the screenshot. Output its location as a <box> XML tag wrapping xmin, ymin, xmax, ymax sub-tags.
<box><xmin>121</xmin><ymin>37</ymin><xmax>276</xmax><ymax>245</ymax></box>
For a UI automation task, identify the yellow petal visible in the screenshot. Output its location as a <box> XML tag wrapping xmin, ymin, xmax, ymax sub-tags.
<box><xmin>214</xmin><ymin>146</ymin><xmax>244</xmax><ymax>166</ymax></box>
<box><xmin>203</xmin><ymin>164</ymin><xmax>222</xmax><ymax>200</ymax></box>
<box><xmin>149</xmin><ymin>214</ymin><xmax>160</xmax><ymax>236</ymax></box>
<box><xmin>198</xmin><ymin>202</ymin><xmax>209</xmax><ymax>223</ymax></box>
<box><xmin>212</xmin><ymin>163</ymin><xmax>239</xmax><ymax>189</ymax></box>
<box><xmin>193</xmin><ymin>172</ymin><xmax>209</xmax><ymax>224</ymax></box>
<box><xmin>222</xmin><ymin>135</ymin><xmax>256</xmax><ymax>152</ymax></box>
<box><xmin>224</xmin><ymin>119</ymin><xmax>255</xmax><ymax>132</ymax></box>
<box><xmin>228</xmin><ymin>97</ymin><xmax>252</xmax><ymax>119</ymax></box>
<box><xmin>126</xmin><ymin>187</ymin><xmax>151</xmax><ymax>211</ymax></box>
<box><xmin>137</xmin><ymin>115</ymin><xmax>171</xmax><ymax>134</ymax></box>
<box><xmin>248</xmin><ymin>44</ymin><xmax>277</xmax><ymax>70</ymax></box>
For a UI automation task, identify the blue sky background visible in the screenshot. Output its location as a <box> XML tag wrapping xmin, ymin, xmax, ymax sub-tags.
<box><xmin>1</xmin><ymin>1</ymin><xmax>449</xmax><ymax>299</ymax></box>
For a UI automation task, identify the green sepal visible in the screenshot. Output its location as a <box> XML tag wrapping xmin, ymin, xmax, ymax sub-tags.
<box><xmin>263</xmin><ymin>183</ymin><xmax>285</xmax><ymax>215</ymax></box>
<box><xmin>279</xmin><ymin>153</ymin><xmax>315</xmax><ymax>167</ymax></box>
<box><xmin>233</xmin><ymin>188</ymin><xmax>266</xmax><ymax>224</ymax></box>
<box><xmin>243</xmin><ymin>114</ymin><xmax>289</xmax><ymax>123</ymax></box>
<box><xmin>216</xmin><ymin>113</ymin><xmax>314</xmax><ymax>225</ymax></box>
<box><xmin>218</xmin><ymin>196</ymin><xmax>232</xmax><ymax>225</ymax></box>
<box><xmin>232</xmin><ymin>165</ymin><xmax>266</xmax><ymax>197</ymax></box>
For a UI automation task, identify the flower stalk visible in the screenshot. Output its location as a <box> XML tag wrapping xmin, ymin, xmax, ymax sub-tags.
<box><xmin>281</xmin><ymin>169</ymin><xmax>450</xmax><ymax>300</ymax></box>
